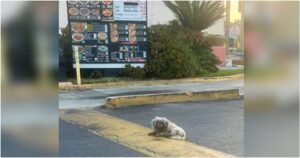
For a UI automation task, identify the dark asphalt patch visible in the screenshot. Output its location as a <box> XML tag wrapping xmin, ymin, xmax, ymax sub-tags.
<box><xmin>59</xmin><ymin>119</ymin><xmax>146</xmax><ymax>157</ymax></box>
<box><xmin>96</xmin><ymin>99</ymin><xmax>244</xmax><ymax>156</ymax></box>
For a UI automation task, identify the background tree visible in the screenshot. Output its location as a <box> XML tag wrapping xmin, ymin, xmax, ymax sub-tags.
<box><xmin>60</xmin><ymin>24</ymin><xmax>74</xmax><ymax>78</ymax></box>
<box><xmin>145</xmin><ymin>21</ymin><xmax>220</xmax><ymax>78</ymax></box>
<box><xmin>163</xmin><ymin>1</ymin><xmax>225</xmax><ymax>47</ymax></box>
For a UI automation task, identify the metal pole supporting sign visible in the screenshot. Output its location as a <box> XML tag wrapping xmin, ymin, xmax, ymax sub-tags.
<box><xmin>74</xmin><ymin>46</ymin><xmax>81</xmax><ymax>85</ymax></box>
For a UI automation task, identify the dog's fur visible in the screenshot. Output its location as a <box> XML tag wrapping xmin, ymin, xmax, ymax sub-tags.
<box><xmin>148</xmin><ymin>116</ymin><xmax>186</xmax><ymax>140</ymax></box>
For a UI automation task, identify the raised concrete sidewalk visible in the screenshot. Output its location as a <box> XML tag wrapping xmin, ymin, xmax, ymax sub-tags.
<box><xmin>60</xmin><ymin>108</ymin><xmax>235</xmax><ymax>157</ymax></box>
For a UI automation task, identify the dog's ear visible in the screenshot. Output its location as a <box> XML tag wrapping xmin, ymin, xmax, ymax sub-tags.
<box><xmin>151</xmin><ymin>118</ymin><xmax>157</xmax><ymax>127</ymax></box>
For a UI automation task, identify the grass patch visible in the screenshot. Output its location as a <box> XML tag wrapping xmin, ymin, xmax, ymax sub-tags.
<box><xmin>68</xmin><ymin>69</ymin><xmax>244</xmax><ymax>84</ymax></box>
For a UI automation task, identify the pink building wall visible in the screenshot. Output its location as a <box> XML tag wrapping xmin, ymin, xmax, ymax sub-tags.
<box><xmin>212</xmin><ymin>46</ymin><xmax>226</xmax><ymax>65</ymax></box>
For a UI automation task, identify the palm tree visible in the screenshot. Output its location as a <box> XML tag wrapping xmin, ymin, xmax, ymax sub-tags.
<box><xmin>164</xmin><ymin>1</ymin><xmax>224</xmax><ymax>32</ymax></box>
<box><xmin>164</xmin><ymin>1</ymin><xmax>225</xmax><ymax>47</ymax></box>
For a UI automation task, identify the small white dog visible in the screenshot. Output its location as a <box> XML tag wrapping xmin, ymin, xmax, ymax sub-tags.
<box><xmin>148</xmin><ymin>116</ymin><xmax>186</xmax><ymax>140</ymax></box>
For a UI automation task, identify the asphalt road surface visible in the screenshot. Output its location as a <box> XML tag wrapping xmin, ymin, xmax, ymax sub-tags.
<box><xmin>59</xmin><ymin>119</ymin><xmax>146</xmax><ymax>157</ymax></box>
<box><xmin>97</xmin><ymin>99</ymin><xmax>244</xmax><ymax>156</ymax></box>
<box><xmin>59</xmin><ymin>79</ymin><xmax>243</xmax><ymax>109</ymax></box>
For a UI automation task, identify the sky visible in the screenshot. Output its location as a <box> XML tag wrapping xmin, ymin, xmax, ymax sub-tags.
<box><xmin>59</xmin><ymin>1</ymin><xmax>225</xmax><ymax>35</ymax></box>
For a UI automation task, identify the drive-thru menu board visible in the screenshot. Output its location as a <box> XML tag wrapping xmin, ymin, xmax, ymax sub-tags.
<box><xmin>67</xmin><ymin>0</ymin><xmax>147</xmax><ymax>68</ymax></box>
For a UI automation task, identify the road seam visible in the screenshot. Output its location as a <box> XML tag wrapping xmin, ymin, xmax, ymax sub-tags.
<box><xmin>60</xmin><ymin>108</ymin><xmax>235</xmax><ymax>157</ymax></box>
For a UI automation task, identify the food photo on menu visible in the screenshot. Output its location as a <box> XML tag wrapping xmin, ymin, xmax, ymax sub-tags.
<box><xmin>79</xmin><ymin>7</ymin><xmax>90</xmax><ymax>19</ymax></box>
<box><xmin>128</xmin><ymin>23</ymin><xmax>137</xmax><ymax>43</ymax></box>
<box><xmin>71</xmin><ymin>22</ymin><xmax>86</xmax><ymax>43</ymax></box>
<box><xmin>71</xmin><ymin>22</ymin><xmax>86</xmax><ymax>33</ymax></box>
<box><xmin>72</xmin><ymin>32</ymin><xmax>85</xmax><ymax>43</ymax></box>
<box><xmin>110</xmin><ymin>23</ymin><xmax>119</xmax><ymax>43</ymax></box>
<box><xmin>98</xmin><ymin>32</ymin><xmax>108</xmax><ymax>42</ymax></box>
<box><xmin>68</xmin><ymin>7</ymin><xmax>79</xmax><ymax>19</ymax></box>
<box><xmin>90</xmin><ymin>8</ymin><xmax>101</xmax><ymax>19</ymax></box>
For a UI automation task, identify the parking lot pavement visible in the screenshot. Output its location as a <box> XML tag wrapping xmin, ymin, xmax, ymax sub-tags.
<box><xmin>59</xmin><ymin>119</ymin><xmax>146</xmax><ymax>157</ymax></box>
<box><xmin>97</xmin><ymin>99</ymin><xmax>244</xmax><ymax>156</ymax></box>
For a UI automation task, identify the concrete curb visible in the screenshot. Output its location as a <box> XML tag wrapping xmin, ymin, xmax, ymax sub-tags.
<box><xmin>105</xmin><ymin>89</ymin><xmax>240</xmax><ymax>108</ymax></box>
<box><xmin>60</xmin><ymin>109</ymin><xmax>235</xmax><ymax>157</ymax></box>
<box><xmin>59</xmin><ymin>82</ymin><xmax>73</xmax><ymax>87</ymax></box>
<box><xmin>59</xmin><ymin>74</ymin><xmax>244</xmax><ymax>91</ymax></box>
<box><xmin>232</xmin><ymin>59</ymin><xmax>244</xmax><ymax>65</ymax></box>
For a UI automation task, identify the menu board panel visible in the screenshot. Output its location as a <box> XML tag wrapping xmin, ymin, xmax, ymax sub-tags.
<box><xmin>114</xmin><ymin>0</ymin><xmax>147</xmax><ymax>21</ymax></box>
<box><xmin>72</xmin><ymin>45</ymin><xmax>110</xmax><ymax>63</ymax></box>
<box><xmin>101</xmin><ymin>0</ymin><xmax>114</xmax><ymax>21</ymax></box>
<box><xmin>68</xmin><ymin>3</ymin><xmax>98</xmax><ymax>20</ymax></box>
<box><xmin>67</xmin><ymin>0</ymin><xmax>148</xmax><ymax>66</ymax></box>
<box><xmin>110</xmin><ymin>22</ymin><xmax>147</xmax><ymax>44</ymax></box>
<box><xmin>71</xmin><ymin>22</ymin><xmax>108</xmax><ymax>44</ymax></box>
<box><xmin>110</xmin><ymin>45</ymin><xmax>147</xmax><ymax>63</ymax></box>
<box><xmin>67</xmin><ymin>0</ymin><xmax>114</xmax><ymax>21</ymax></box>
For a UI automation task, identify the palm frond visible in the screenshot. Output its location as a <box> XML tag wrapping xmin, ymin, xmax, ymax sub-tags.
<box><xmin>164</xmin><ymin>0</ymin><xmax>225</xmax><ymax>32</ymax></box>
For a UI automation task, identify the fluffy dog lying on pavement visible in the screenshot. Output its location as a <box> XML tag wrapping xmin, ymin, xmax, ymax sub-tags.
<box><xmin>148</xmin><ymin>116</ymin><xmax>186</xmax><ymax>140</ymax></box>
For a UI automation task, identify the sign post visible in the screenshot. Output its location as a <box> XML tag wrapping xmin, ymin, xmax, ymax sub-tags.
<box><xmin>74</xmin><ymin>46</ymin><xmax>81</xmax><ymax>85</ymax></box>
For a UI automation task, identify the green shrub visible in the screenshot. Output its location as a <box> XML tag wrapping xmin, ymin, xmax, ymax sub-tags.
<box><xmin>123</xmin><ymin>65</ymin><xmax>145</xmax><ymax>79</ymax></box>
<box><xmin>189</xmin><ymin>47</ymin><xmax>220</xmax><ymax>75</ymax></box>
<box><xmin>145</xmin><ymin>21</ymin><xmax>219</xmax><ymax>79</ymax></box>
<box><xmin>89</xmin><ymin>70</ymin><xmax>103</xmax><ymax>79</ymax></box>
<box><xmin>145</xmin><ymin>22</ymin><xmax>193</xmax><ymax>79</ymax></box>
